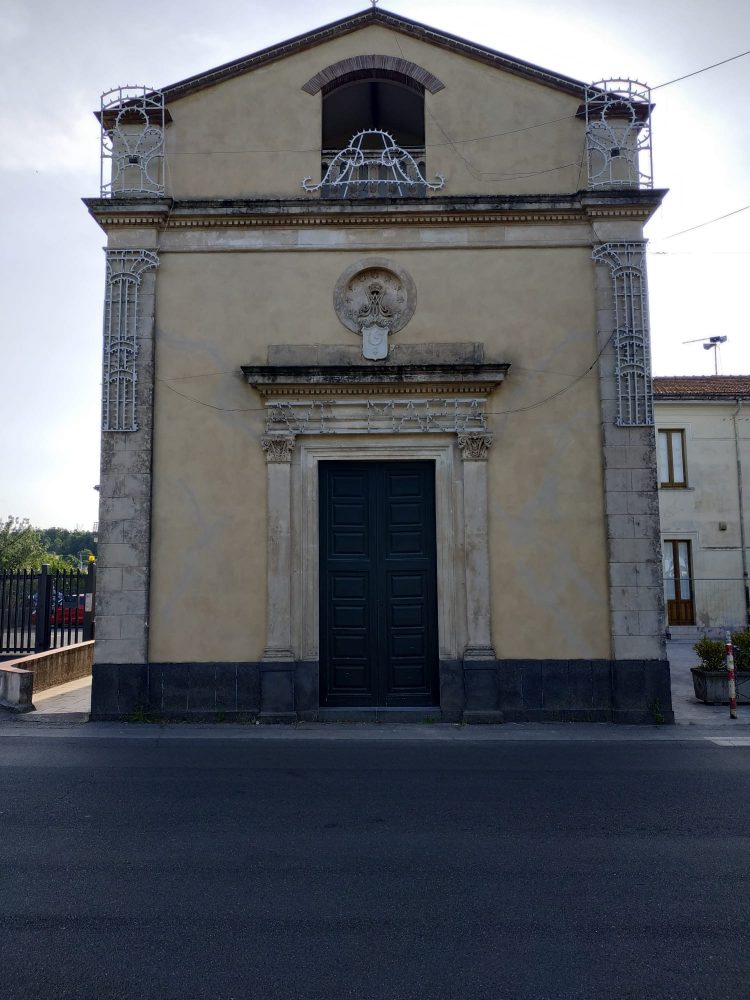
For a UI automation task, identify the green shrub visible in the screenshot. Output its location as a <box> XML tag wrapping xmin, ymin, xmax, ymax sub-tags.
<box><xmin>693</xmin><ymin>637</ymin><xmax>727</xmax><ymax>672</ymax></box>
<box><xmin>731</xmin><ymin>631</ymin><xmax>750</xmax><ymax>671</ymax></box>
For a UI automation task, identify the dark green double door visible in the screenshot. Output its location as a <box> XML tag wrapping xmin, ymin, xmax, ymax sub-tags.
<box><xmin>319</xmin><ymin>461</ymin><xmax>439</xmax><ymax>707</ymax></box>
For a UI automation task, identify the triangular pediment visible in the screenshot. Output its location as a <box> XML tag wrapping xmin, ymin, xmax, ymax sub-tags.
<box><xmin>160</xmin><ymin>7</ymin><xmax>586</xmax><ymax>103</ymax></box>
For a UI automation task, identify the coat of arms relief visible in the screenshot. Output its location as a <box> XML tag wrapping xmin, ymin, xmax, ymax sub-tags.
<box><xmin>334</xmin><ymin>258</ymin><xmax>416</xmax><ymax>361</ymax></box>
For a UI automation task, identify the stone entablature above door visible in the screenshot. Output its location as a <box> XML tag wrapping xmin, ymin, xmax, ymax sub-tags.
<box><xmin>243</xmin><ymin>348</ymin><xmax>508</xmax><ymax>439</ymax></box>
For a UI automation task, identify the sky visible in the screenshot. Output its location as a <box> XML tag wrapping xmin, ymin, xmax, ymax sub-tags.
<box><xmin>0</xmin><ymin>0</ymin><xmax>748</xmax><ymax>529</ymax></box>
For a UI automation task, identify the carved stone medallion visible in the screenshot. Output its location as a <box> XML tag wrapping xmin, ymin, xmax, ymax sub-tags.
<box><xmin>334</xmin><ymin>258</ymin><xmax>416</xmax><ymax>361</ymax></box>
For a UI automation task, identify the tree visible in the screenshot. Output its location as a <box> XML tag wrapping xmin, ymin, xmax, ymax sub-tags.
<box><xmin>37</xmin><ymin>527</ymin><xmax>97</xmax><ymax>561</ymax></box>
<box><xmin>0</xmin><ymin>517</ymin><xmax>47</xmax><ymax>572</ymax></box>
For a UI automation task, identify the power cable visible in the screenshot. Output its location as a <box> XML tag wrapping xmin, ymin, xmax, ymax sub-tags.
<box><xmin>652</xmin><ymin>48</ymin><xmax>750</xmax><ymax>90</ymax></box>
<box><xmin>162</xmin><ymin>46</ymin><xmax>750</xmax><ymax>159</ymax></box>
<box><xmin>653</xmin><ymin>204</ymin><xmax>750</xmax><ymax>240</ymax></box>
<box><xmin>158</xmin><ymin>336</ymin><xmax>613</xmax><ymax>415</ymax></box>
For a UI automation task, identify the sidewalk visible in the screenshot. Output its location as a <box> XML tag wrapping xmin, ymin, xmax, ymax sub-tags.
<box><xmin>0</xmin><ymin>641</ymin><xmax>747</xmax><ymax>739</ymax></box>
<box><xmin>667</xmin><ymin>637</ymin><xmax>748</xmax><ymax>727</ymax></box>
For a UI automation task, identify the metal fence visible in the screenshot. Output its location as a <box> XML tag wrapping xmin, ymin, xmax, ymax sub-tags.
<box><xmin>0</xmin><ymin>564</ymin><xmax>96</xmax><ymax>658</ymax></box>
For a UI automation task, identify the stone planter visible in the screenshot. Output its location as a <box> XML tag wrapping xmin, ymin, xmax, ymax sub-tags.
<box><xmin>691</xmin><ymin>668</ymin><xmax>750</xmax><ymax>705</ymax></box>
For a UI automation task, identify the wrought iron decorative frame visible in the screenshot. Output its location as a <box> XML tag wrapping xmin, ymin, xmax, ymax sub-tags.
<box><xmin>593</xmin><ymin>242</ymin><xmax>654</xmax><ymax>426</ymax></box>
<box><xmin>303</xmin><ymin>129</ymin><xmax>444</xmax><ymax>198</ymax></box>
<box><xmin>585</xmin><ymin>80</ymin><xmax>652</xmax><ymax>190</ymax></box>
<box><xmin>102</xmin><ymin>250</ymin><xmax>159</xmax><ymax>432</ymax></box>
<box><xmin>100</xmin><ymin>86</ymin><xmax>166</xmax><ymax>197</ymax></box>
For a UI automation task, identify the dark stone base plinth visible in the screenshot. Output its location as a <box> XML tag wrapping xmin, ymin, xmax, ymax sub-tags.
<box><xmin>467</xmin><ymin>658</ymin><xmax>674</xmax><ymax>725</ymax></box>
<box><xmin>90</xmin><ymin>657</ymin><xmax>673</xmax><ymax>724</ymax></box>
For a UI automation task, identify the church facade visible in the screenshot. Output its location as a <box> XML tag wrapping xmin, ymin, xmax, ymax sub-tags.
<box><xmin>86</xmin><ymin>7</ymin><xmax>672</xmax><ymax>722</ymax></box>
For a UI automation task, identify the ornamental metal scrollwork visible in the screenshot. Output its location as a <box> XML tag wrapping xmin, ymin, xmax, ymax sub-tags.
<box><xmin>100</xmin><ymin>86</ymin><xmax>166</xmax><ymax>197</ymax></box>
<box><xmin>593</xmin><ymin>242</ymin><xmax>654</xmax><ymax>427</ymax></box>
<box><xmin>585</xmin><ymin>80</ymin><xmax>652</xmax><ymax>190</ymax></box>
<box><xmin>102</xmin><ymin>249</ymin><xmax>159</xmax><ymax>432</ymax></box>
<box><xmin>302</xmin><ymin>130</ymin><xmax>445</xmax><ymax>199</ymax></box>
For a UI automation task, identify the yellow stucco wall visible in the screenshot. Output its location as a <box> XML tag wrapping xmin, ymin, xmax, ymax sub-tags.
<box><xmin>148</xmin><ymin>243</ymin><xmax>610</xmax><ymax>662</ymax></box>
<box><xmin>163</xmin><ymin>24</ymin><xmax>584</xmax><ymax>199</ymax></box>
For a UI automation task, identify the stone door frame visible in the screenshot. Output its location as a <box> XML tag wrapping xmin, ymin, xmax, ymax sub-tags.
<box><xmin>294</xmin><ymin>437</ymin><xmax>462</xmax><ymax>664</ymax></box>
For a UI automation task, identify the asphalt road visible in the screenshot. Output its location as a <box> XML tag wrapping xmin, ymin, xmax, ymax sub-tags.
<box><xmin>1</xmin><ymin>734</ymin><xmax>748</xmax><ymax>1000</ymax></box>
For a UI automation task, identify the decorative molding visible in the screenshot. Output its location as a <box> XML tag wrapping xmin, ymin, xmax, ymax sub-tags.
<box><xmin>261</xmin><ymin>436</ymin><xmax>296</xmax><ymax>463</ymax></box>
<box><xmin>85</xmin><ymin>192</ymin><xmax>667</xmax><ymax>232</ymax></box>
<box><xmin>244</xmin><ymin>363</ymin><xmax>508</xmax><ymax>398</ymax></box>
<box><xmin>302</xmin><ymin>54</ymin><xmax>445</xmax><ymax>95</ymax></box>
<box><xmin>265</xmin><ymin>398</ymin><xmax>488</xmax><ymax>436</ymax></box>
<box><xmin>593</xmin><ymin>241</ymin><xmax>653</xmax><ymax>427</ymax></box>
<box><xmin>333</xmin><ymin>257</ymin><xmax>417</xmax><ymax>360</ymax></box>
<box><xmin>457</xmin><ymin>433</ymin><xmax>494</xmax><ymax>461</ymax></box>
<box><xmin>102</xmin><ymin>249</ymin><xmax>159</xmax><ymax>432</ymax></box>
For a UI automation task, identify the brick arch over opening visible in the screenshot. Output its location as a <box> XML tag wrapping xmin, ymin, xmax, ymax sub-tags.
<box><xmin>302</xmin><ymin>55</ymin><xmax>445</xmax><ymax>95</ymax></box>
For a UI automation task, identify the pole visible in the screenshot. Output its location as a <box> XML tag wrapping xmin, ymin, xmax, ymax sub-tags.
<box><xmin>83</xmin><ymin>560</ymin><xmax>96</xmax><ymax>642</ymax></box>
<box><xmin>725</xmin><ymin>630</ymin><xmax>738</xmax><ymax>720</ymax></box>
<box><xmin>34</xmin><ymin>564</ymin><xmax>52</xmax><ymax>654</ymax></box>
<box><xmin>731</xmin><ymin>399</ymin><xmax>750</xmax><ymax>628</ymax></box>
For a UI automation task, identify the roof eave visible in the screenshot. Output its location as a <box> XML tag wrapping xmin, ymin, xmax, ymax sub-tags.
<box><xmin>157</xmin><ymin>8</ymin><xmax>588</xmax><ymax>105</ymax></box>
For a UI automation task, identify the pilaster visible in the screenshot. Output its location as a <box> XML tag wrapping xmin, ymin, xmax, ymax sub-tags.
<box><xmin>458</xmin><ymin>433</ymin><xmax>496</xmax><ymax>660</ymax></box>
<box><xmin>261</xmin><ymin>435</ymin><xmax>296</xmax><ymax>661</ymax></box>
<box><xmin>593</xmin><ymin>242</ymin><xmax>666</xmax><ymax>660</ymax></box>
<box><xmin>94</xmin><ymin>248</ymin><xmax>159</xmax><ymax>668</ymax></box>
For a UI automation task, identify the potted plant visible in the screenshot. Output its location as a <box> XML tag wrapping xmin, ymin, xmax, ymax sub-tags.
<box><xmin>691</xmin><ymin>632</ymin><xmax>750</xmax><ymax>705</ymax></box>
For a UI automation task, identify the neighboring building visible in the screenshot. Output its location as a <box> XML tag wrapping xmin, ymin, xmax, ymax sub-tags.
<box><xmin>654</xmin><ymin>376</ymin><xmax>750</xmax><ymax>633</ymax></box>
<box><xmin>86</xmin><ymin>7</ymin><xmax>672</xmax><ymax>722</ymax></box>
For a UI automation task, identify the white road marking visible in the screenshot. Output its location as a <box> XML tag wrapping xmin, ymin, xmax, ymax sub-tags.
<box><xmin>707</xmin><ymin>737</ymin><xmax>750</xmax><ymax>747</ymax></box>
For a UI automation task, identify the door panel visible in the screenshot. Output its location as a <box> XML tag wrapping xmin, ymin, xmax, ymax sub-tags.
<box><xmin>320</xmin><ymin>461</ymin><xmax>439</xmax><ymax>707</ymax></box>
<box><xmin>663</xmin><ymin>539</ymin><xmax>695</xmax><ymax>626</ymax></box>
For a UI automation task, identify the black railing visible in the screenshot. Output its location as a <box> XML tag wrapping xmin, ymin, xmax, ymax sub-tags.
<box><xmin>0</xmin><ymin>564</ymin><xmax>96</xmax><ymax>658</ymax></box>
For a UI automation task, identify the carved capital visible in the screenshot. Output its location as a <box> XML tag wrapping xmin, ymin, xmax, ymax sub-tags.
<box><xmin>262</xmin><ymin>436</ymin><xmax>296</xmax><ymax>463</ymax></box>
<box><xmin>457</xmin><ymin>433</ymin><xmax>493</xmax><ymax>461</ymax></box>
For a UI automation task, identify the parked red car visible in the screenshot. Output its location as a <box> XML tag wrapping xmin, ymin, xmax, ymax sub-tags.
<box><xmin>31</xmin><ymin>595</ymin><xmax>85</xmax><ymax>626</ymax></box>
<box><xmin>52</xmin><ymin>595</ymin><xmax>86</xmax><ymax>626</ymax></box>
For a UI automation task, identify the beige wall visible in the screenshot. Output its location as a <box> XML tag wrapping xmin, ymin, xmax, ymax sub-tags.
<box><xmin>148</xmin><ymin>240</ymin><xmax>611</xmax><ymax>662</ymax></box>
<box><xmin>657</xmin><ymin>401</ymin><xmax>750</xmax><ymax>627</ymax></box>
<box><xmin>164</xmin><ymin>24</ymin><xmax>584</xmax><ymax>200</ymax></box>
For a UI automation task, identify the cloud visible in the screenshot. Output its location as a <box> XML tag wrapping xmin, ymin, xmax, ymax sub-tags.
<box><xmin>0</xmin><ymin>103</ymin><xmax>99</xmax><ymax>174</ymax></box>
<box><xmin>0</xmin><ymin>0</ymin><xmax>30</xmax><ymax>44</ymax></box>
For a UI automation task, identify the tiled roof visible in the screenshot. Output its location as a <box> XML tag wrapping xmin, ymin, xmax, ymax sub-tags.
<box><xmin>653</xmin><ymin>376</ymin><xmax>750</xmax><ymax>398</ymax></box>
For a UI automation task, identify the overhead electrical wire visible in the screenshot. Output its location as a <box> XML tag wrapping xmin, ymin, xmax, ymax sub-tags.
<box><xmin>652</xmin><ymin>204</ymin><xmax>750</xmax><ymax>241</ymax></box>
<box><xmin>651</xmin><ymin>48</ymin><xmax>750</xmax><ymax>90</ymax></box>
<box><xmin>157</xmin><ymin>338</ymin><xmax>610</xmax><ymax>417</ymax></box>
<box><xmin>151</xmin><ymin>45</ymin><xmax>750</xmax><ymax>413</ymax></box>
<box><xmin>165</xmin><ymin>45</ymin><xmax>750</xmax><ymax>159</ymax></box>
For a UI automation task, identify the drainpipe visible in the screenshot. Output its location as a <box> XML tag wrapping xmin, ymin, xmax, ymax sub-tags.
<box><xmin>732</xmin><ymin>398</ymin><xmax>750</xmax><ymax>628</ymax></box>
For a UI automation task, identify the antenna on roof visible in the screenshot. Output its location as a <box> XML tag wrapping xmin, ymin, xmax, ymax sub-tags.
<box><xmin>682</xmin><ymin>335</ymin><xmax>728</xmax><ymax>375</ymax></box>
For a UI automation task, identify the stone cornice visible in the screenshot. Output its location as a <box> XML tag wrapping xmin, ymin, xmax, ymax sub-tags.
<box><xmin>85</xmin><ymin>190</ymin><xmax>666</xmax><ymax>232</ymax></box>
<box><xmin>243</xmin><ymin>363</ymin><xmax>510</xmax><ymax>397</ymax></box>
